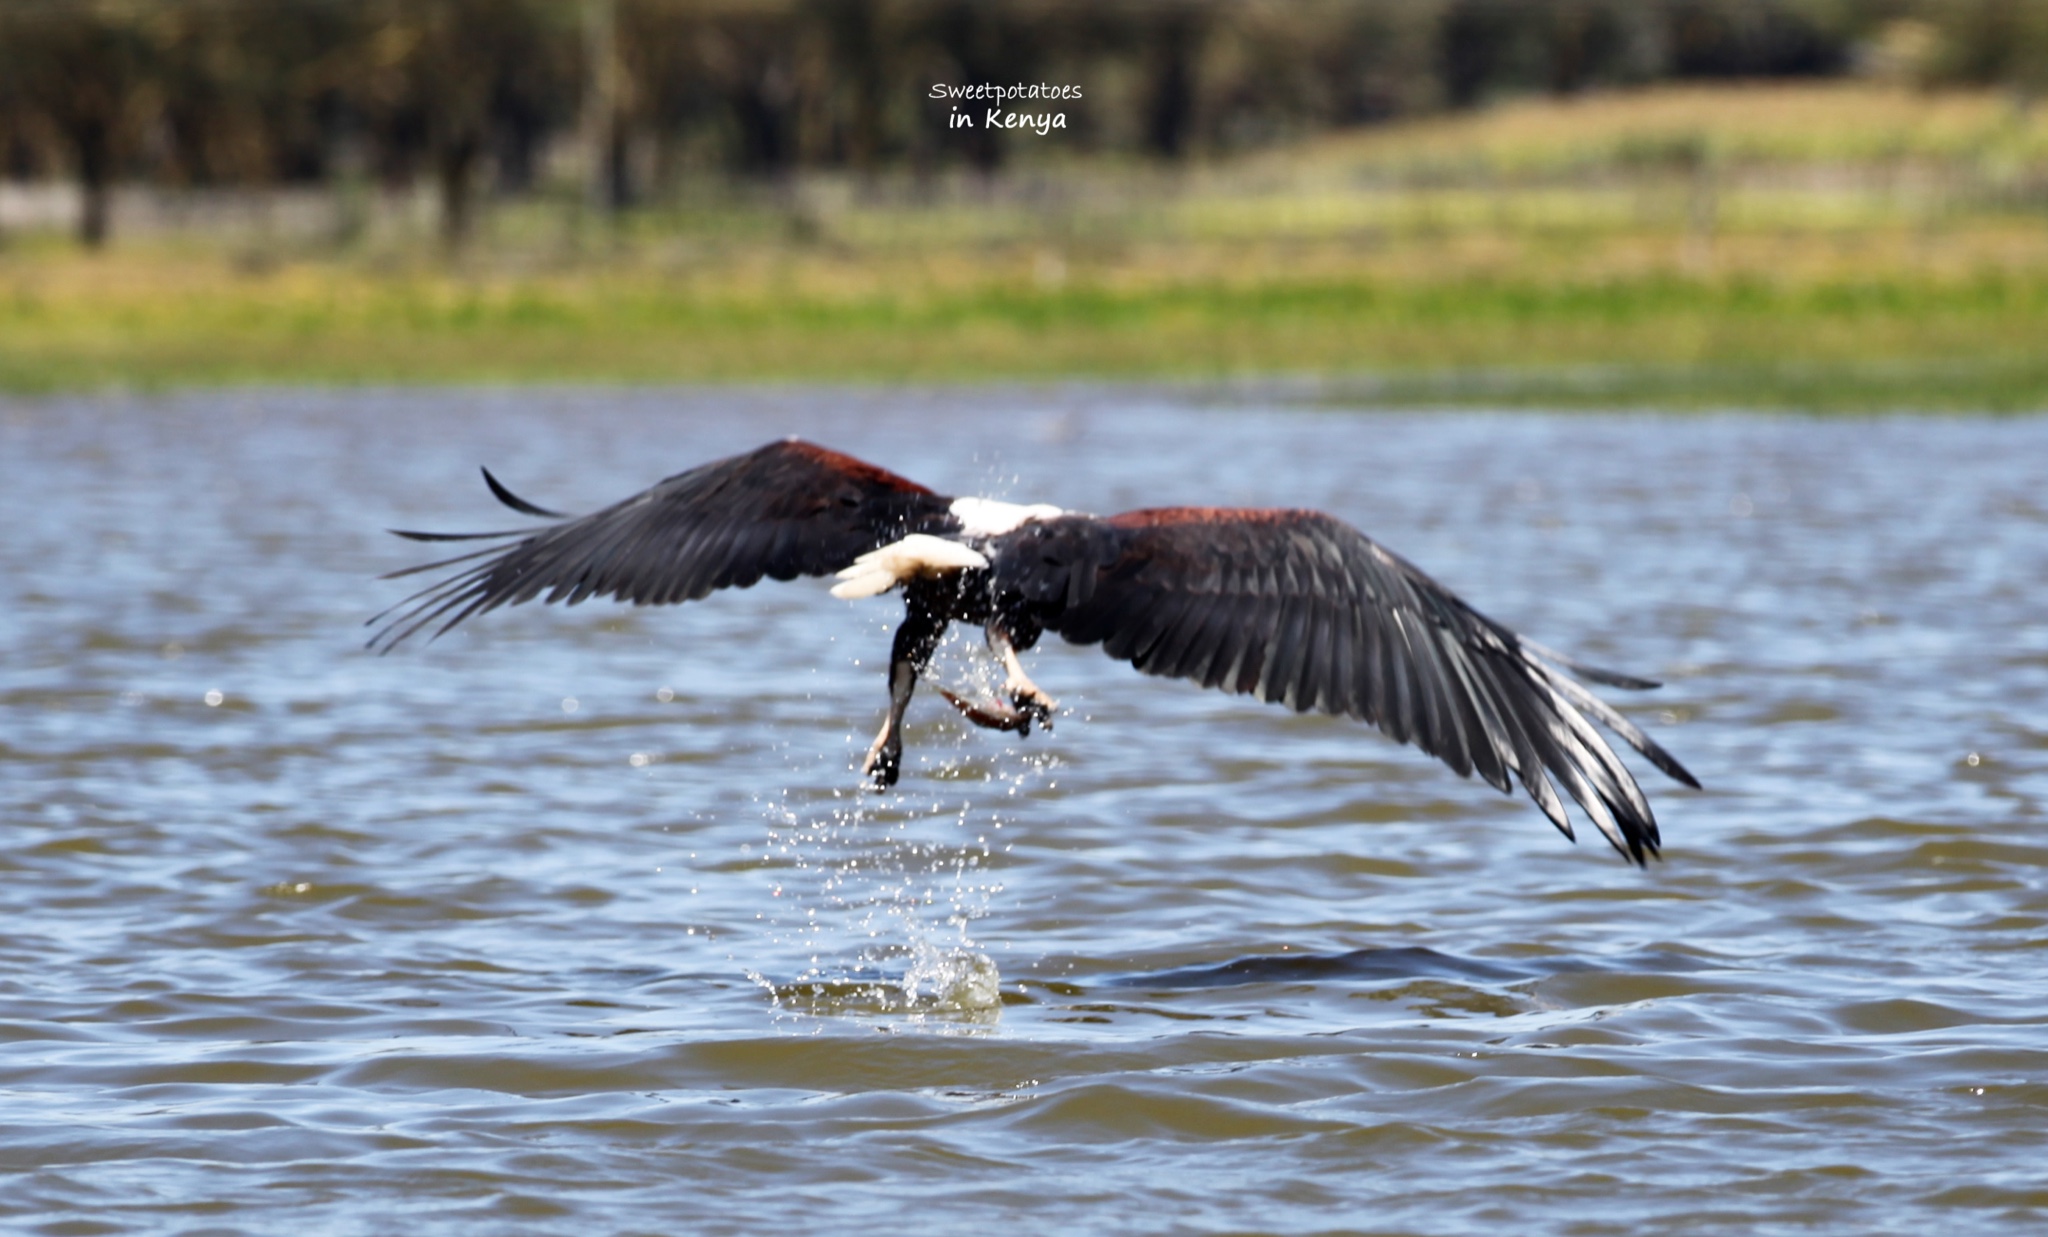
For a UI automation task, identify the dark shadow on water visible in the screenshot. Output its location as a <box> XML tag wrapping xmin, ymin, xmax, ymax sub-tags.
<box><xmin>1110</xmin><ymin>945</ymin><xmax>1723</xmax><ymax>991</ymax></box>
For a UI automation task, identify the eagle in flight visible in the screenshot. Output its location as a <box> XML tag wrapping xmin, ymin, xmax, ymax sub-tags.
<box><xmin>372</xmin><ymin>439</ymin><xmax>1697</xmax><ymax>865</ymax></box>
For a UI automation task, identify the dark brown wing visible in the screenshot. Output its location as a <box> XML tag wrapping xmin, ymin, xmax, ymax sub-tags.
<box><xmin>989</xmin><ymin>508</ymin><xmax>1698</xmax><ymax>865</ymax></box>
<box><xmin>369</xmin><ymin>439</ymin><xmax>954</xmax><ymax>651</ymax></box>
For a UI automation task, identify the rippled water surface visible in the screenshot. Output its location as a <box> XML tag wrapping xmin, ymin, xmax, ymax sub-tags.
<box><xmin>4</xmin><ymin>390</ymin><xmax>2046</xmax><ymax>1234</ymax></box>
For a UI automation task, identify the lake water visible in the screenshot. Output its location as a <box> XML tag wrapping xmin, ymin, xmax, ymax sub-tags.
<box><xmin>3</xmin><ymin>389</ymin><xmax>2045</xmax><ymax>1234</ymax></box>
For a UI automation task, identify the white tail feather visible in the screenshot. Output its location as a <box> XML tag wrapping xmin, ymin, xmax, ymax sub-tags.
<box><xmin>831</xmin><ymin>534</ymin><xmax>989</xmax><ymax>599</ymax></box>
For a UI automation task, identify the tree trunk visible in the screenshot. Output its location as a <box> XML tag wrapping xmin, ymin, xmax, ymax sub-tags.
<box><xmin>582</xmin><ymin>0</ymin><xmax>618</xmax><ymax>215</ymax></box>
<box><xmin>73</xmin><ymin>114</ymin><xmax>113</xmax><ymax>249</ymax></box>
<box><xmin>1145</xmin><ymin>15</ymin><xmax>1201</xmax><ymax>159</ymax></box>
<box><xmin>437</xmin><ymin>135</ymin><xmax>480</xmax><ymax>252</ymax></box>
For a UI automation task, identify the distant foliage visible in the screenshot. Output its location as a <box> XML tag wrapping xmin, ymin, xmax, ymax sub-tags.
<box><xmin>1913</xmin><ymin>0</ymin><xmax>2048</xmax><ymax>94</ymax></box>
<box><xmin>0</xmin><ymin>0</ymin><xmax>2008</xmax><ymax>245</ymax></box>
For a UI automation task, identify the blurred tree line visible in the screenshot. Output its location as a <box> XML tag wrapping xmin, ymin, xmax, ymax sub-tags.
<box><xmin>1</xmin><ymin>0</ymin><xmax>2044</xmax><ymax>248</ymax></box>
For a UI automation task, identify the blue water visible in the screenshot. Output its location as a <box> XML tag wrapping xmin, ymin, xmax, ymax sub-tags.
<box><xmin>3</xmin><ymin>389</ymin><xmax>2045</xmax><ymax>1234</ymax></box>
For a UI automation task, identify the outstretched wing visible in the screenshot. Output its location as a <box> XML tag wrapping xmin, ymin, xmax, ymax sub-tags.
<box><xmin>370</xmin><ymin>439</ymin><xmax>954</xmax><ymax>651</ymax></box>
<box><xmin>989</xmin><ymin>508</ymin><xmax>1698</xmax><ymax>865</ymax></box>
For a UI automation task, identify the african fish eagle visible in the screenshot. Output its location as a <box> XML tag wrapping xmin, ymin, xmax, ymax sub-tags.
<box><xmin>371</xmin><ymin>438</ymin><xmax>1698</xmax><ymax>865</ymax></box>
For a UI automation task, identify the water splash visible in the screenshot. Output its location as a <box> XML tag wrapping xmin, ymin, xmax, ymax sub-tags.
<box><xmin>758</xmin><ymin>942</ymin><xmax>1003</xmax><ymax>1022</ymax></box>
<box><xmin>748</xmin><ymin>777</ymin><xmax>1013</xmax><ymax>1022</ymax></box>
<box><xmin>746</xmin><ymin>643</ymin><xmax>1054</xmax><ymax>1024</ymax></box>
<box><xmin>921</xmin><ymin>621</ymin><xmax>1011</xmax><ymax>709</ymax></box>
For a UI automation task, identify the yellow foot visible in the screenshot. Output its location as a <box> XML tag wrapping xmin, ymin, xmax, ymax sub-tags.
<box><xmin>1003</xmin><ymin>676</ymin><xmax>1057</xmax><ymax>734</ymax></box>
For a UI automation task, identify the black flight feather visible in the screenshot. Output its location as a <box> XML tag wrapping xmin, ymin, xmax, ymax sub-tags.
<box><xmin>482</xmin><ymin>466</ymin><xmax>567</xmax><ymax>519</ymax></box>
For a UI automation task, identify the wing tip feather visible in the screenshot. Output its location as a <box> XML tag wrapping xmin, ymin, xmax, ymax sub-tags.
<box><xmin>481</xmin><ymin>466</ymin><xmax>567</xmax><ymax>519</ymax></box>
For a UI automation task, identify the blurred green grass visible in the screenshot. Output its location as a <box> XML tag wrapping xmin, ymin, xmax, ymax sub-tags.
<box><xmin>7</xmin><ymin>83</ymin><xmax>2048</xmax><ymax>409</ymax></box>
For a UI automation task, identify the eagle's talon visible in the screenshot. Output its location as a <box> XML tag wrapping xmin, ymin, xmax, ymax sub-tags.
<box><xmin>862</xmin><ymin>737</ymin><xmax>902</xmax><ymax>789</ymax></box>
<box><xmin>1006</xmin><ymin>684</ymin><xmax>1057</xmax><ymax>733</ymax></box>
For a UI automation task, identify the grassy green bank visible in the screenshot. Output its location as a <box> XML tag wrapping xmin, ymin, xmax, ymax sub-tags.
<box><xmin>7</xmin><ymin>84</ymin><xmax>2048</xmax><ymax>409</ymax></box>
<box><xmin>6</xmin><ymin>261</ymin><xmax>2048</xmax><ymax>409</ymax></box>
